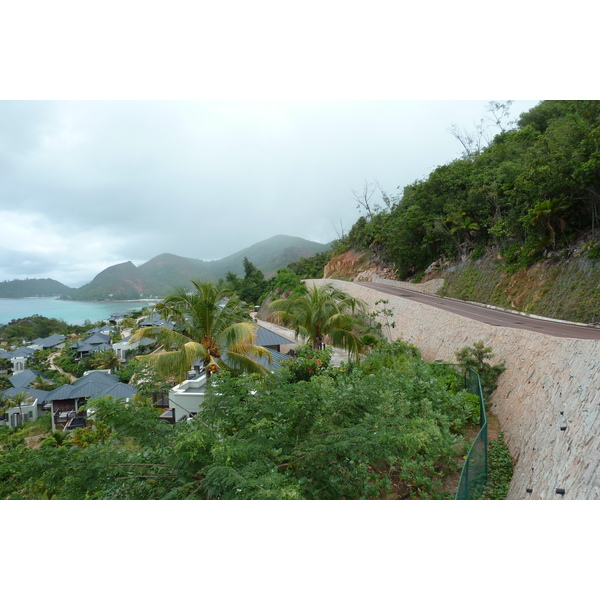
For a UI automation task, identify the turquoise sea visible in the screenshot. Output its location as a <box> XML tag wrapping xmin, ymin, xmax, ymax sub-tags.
<box><xmin>0</xmin><ymin>297</ymin><xmax>155</xmax><ymax>326</ymax></box>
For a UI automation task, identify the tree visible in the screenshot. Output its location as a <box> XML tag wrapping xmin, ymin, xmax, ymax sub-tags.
<box><xmin>455</xmin><ymin>341</ymin><xmax>505</xmax><ymax>398</ymax></box>
<box><xmin>239</xmin><ymin>257</ymin><xmax>268</xmax><ymax>305</ymax></box>
<box><xmin>130</xmin><ymin>280</ymin><xmax>271</xmax><ymax>380</ymax></box>
<box><xmin>269</xmin><ymin>284</ymin><xmax>367</xmax><ymax>361</ymax></box>
<box><xmin>30</xmin><ymin>374</ymin><xmax>54</xmax><ymax>391</ymax></box>
<box><xmin>89</xmin><ymin>349</ymin><xmax>123</xmax><ymax>373</ymax></box>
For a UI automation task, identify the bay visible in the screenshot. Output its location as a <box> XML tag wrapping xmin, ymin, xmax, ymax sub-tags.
<box><xmin>0</xmin><ymin>297</ymin><xmax>155</xmax><ymax>326</ymax></box>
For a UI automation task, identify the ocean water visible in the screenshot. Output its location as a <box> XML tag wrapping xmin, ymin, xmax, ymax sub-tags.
<box><xmin>0</xmin><ymin>297</ymin><xmax>155</xmax><ymax>326</ymax></box>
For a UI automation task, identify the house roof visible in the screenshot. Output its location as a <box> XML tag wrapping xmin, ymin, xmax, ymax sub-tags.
<box><xmin>254</xmin><ymin>325</ymin><xmax>294</xmax><ymax>347</ymax></box>
<box><xmin>46</xmin><ymin>370</ymin><xmax>137</xmax><ymax>402</ymax></box>
<box><xmin>2</xmin><ymin>386</ymin><xmax>50</xmax><ymax>404</ymax></box>
<box><xmin>87</xmin><ymin>326</ymin><xmax>117</xmax><ymax>334</ymax></box>
<box><xmin>117</xmin><ymin>334</ymin><xmax>155</xmax><ymax>346</ymax></box>
<box><xmin>73</xmin><ymin>341</ymin><xmax>112</xmax><ymax>354</ymax></box>
<box><xmin>219</xmin><ymin>347</ymin><xmax>293</xmax><ymax>373</ymax></box>
<box><xmin>138</xmin><ymin>315</ymin><xmax>173</xmax><ymax>328</ymax></box>
<box><xmin>7</xmin><ymin>346</ymin><xmax>36</xmax><ymax>359</ymax></box>
<box><xmin>70</xmin><ymin>332</ymin><xmax>111</xmax><ymax>352</ymax></box>
<box><xmin>83</xmin><ymin>332</ymin><xmax>111</xmax><ymax>345</ymax></box>
<box><xmin>45</xmin><ymin>384</ymin><xmax>77</xmax><ymax>401</ymax></box>
<box><xmin>29</xmin><ymin>334</ymin><xmax>66</xmax><ymax>349</ymax></box>
<box><xmin>8</xmin><ymin>369</ymin><xmax>44</xmax><ymax>388</ymax></box>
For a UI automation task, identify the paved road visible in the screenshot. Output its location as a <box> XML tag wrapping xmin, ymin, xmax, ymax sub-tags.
<box><xmin>357</xmin><ymin>281</ymin><xmax>600</xmax><ymax>340</ymax></box>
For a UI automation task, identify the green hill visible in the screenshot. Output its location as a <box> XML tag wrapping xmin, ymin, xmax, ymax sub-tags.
<box><xmin>0</xmin><ymin>278</ymin><xmax>74</xmax><ymax>298</ymax></box>
<box><xmin>336</xmin><ymin>100</ymin><xmax>600</xmax><ymax>281</ymax></box>
<box><xmin>63</xmin><ymin>261</ymin><xmax>166</xmax><ymax>301</ymax></box>
<box><xmin>61</xmin><ymin>235</ymin><xmax>331</xmax><ymax>301</ymax></box>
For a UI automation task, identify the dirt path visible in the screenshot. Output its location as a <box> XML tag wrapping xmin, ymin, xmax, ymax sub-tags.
<box><xmin>48</xmin><ymin>351</ymin><xmax>75</xmax><ymax>383</ymax></box>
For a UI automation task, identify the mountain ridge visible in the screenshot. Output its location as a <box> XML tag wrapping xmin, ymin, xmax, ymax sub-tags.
<box><xmin>0</xmin><ymin>235</ymin><xmax>331</xmax><ymax>300</ymax></box>
<box><xmin>0</xmin><ymin>278</ymin><xmax>75</xmax><ymax>299</ymax></box>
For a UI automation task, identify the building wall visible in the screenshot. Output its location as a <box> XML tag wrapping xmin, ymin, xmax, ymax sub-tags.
<box><xmin>306</xmin><ymin>279</ymin><xmax>600</xmax><ymax>500</ymax></box>
<box><xmin>6</xmin><ymin>401</ymin><xmax>40</xmax><ymax>428</ymax></box>
<box><xmin>168</xmin><ymin>376</ymin><xmax>208</xmax><ymax>422</ymax></box>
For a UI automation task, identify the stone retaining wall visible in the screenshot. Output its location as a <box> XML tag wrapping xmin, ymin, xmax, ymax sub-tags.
<box><xmin>306</xmin><ymin>279</ymin><xmax>600</xmax><ymax>500</ymax></box>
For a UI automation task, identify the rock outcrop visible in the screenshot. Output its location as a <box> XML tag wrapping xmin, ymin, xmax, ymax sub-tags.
<box><xmin>323</xmin><ymin>250</ymin><xmax>396</xmax><ymax>281</ymax></box>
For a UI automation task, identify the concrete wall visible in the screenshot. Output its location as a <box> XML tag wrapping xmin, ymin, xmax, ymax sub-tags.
<box><xmin>169</xmin><ymin>375</ymin><xmax>208</xmax><ymax>422</ymax></box>
<box><xmin>306</xmin><ymin>279</ymin><xmax>600</xmax><ymax>500</ymax></box>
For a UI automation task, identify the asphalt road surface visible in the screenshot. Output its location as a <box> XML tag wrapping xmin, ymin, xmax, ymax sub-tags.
<box><xmin>357</xmin><ymin>281</ymin><xmax>600</xmax><ymax>340</ymax></box>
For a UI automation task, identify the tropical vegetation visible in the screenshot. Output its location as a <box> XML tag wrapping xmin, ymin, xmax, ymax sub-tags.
<box><xmin>0</xmin><ymin>340</ymin><xmax>481</xmax><ymax>499</ymax></box>
<box><xmin>130</xmin><ymin>280</ymin><xmax>271</xmax><ymax>380</ymax></box>
<box><xmin>0</xmin><ymin>315</ymin><xmax>90</xmax><ymax>343</ymax></box>
<box><xmin>337</xmin><ymin>101</ymin><xmax>600</xmax><ymax>280</ymax></box>
<box><xmin>269</xmin><ymin>283</ymin><xmax>367</xmax><ymax>361</ymax></box>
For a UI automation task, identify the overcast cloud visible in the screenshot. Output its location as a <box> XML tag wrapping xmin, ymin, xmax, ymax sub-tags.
<box><xmin>0</xmin><ymin>99</ymin><xmax>540</xmax><ymax>286</ymax></box>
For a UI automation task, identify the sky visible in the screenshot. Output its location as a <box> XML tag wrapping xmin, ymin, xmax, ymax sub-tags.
<box><xmin>0</xmin><ymin>99</ymin><xmax>540</xmax><ymax>286</ymax></box>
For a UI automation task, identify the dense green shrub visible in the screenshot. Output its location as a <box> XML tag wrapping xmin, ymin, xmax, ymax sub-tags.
<box><xmin>455</xmin><ymin>341</ymin><xmax>505</xmax><ymax>398</ymax></box>
<box><xmin>0</xmin><ymin>341</ymin><xmax>480</xmax><ymax>500</ymax></box>
<box><xmin>482</xmin><ymin>432</ymin><xmax>514</xmax><ymax>499</ymax></box>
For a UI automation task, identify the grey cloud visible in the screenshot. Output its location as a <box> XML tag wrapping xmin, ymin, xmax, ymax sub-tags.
<box><xmin>0</xmin><ymin>100</ymin><xmax>540</xmax><ymax>284</ymax></box>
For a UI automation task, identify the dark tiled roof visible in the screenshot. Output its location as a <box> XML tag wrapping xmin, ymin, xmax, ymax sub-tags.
<box><xmin>74</xmin><ymin>342</ymin><xmax>112</xmax><ymax>354</ymax></box>
<box><xmin>2</xmin><ymin>386</ymin><xmax>50</xmax><ymax>403</ymax></box>
<box><xmin>220</xmin><ymin>348</ymin><xmax>293</xmax><ymax>373</ymax></box>
<box><xmin>138</xmin><ymin>315</ymin><xmax>173</xmax><ymax>328</ymax></box>
<box><xmin>8</xmin><ymin>369</ymin><xmax>43</xmax><ymax>388</ymax></box>
<box><xmin>29</xmin><ymin>334</ymin><xmax>66</xmax><ymax>348</ymax></box>
<box><xmin>46</xmin><ymin>371</ymin><xmax>136</xmax><ymax>402</ymax></box>
<box><xmin>8</xmin><ymin>346</ymin><xmax>36</xmax><ymax>358</ymax></box>
<box><xmin>118</xmin><ymin>334</ymin><xmax>155</xmax><ymax>346</ymax></box>
<box><xmin>45</xmin><ymin>384</ymin><xmax>76</xmax><ymax>401</ymax></box>
<box><xmin>84</xmin><ymin>332</ymin><xmax>111</xmax><ymax>345</ymax></box>
<box><xmin>87</xmin><ymin>326</ymin><xmax>117</xmax><ymax>334</ymax></box>
<box><xmin>254</xmin><ymin>325</ymin><xmax>294</xmax><ymax>347</ymax></box>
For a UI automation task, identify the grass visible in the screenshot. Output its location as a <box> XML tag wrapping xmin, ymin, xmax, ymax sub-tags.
<box><xmin>439</xmin><ymin>252</ymin><xmax>600</xmax><ymax>324</ymax></box>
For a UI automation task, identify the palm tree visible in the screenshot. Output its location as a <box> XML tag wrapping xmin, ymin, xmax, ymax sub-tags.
<box><xmin>30</xmin><ymin>374</ymin><xmax>54</xmax><ymax>391</ymax></box>
<box><xmin>269</xmin><ymin>284</ymin><xmax>367</xmax><ymax>361</ymax></box>
<box><xmin>89</xmin><ymin>349</ymin><xmax>122</xmax><ymax>372</ymax></box>
<box><xmin>129</xmin><ymin>281</ymin><xmax>271</xmax><ymax>381</ymax></box>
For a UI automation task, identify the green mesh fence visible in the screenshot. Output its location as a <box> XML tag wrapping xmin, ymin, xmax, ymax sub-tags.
<box><xmin>455</xmin><ymin>367</ymin><xmax>488</xmax><ymax>499</ymax></box>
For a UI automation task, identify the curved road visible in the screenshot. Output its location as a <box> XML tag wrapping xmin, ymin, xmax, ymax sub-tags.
<box><xmin>357</xmin><ymin>282</ymin><xmax>600</xmax><ymax>340</ymax></box>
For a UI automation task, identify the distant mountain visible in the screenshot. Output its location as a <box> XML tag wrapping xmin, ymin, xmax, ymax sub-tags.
<box><xmin>63</xmin><ymin>261</ymin><xmax>166</xmax><ymax>301</ymax></box>
<box><xmin>206</xmin><ymin>235</ymin><xmax>331</xmax><ymax>278</ymax></box>
<box><xmin>61</xmin><ymin>235</ymin><xmax>331</xmax><ymax>301</ymax></box>
<box><xmin>0</xmin><ymin>278</ymin><xmax>74</xmax><ymax>299</ymax></box>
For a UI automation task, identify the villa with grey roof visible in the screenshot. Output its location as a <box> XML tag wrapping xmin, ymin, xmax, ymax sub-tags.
<box><xmin>45</xmin><ymin>370</ymin><xmax>137</xmax><ymax>431</ymax></box>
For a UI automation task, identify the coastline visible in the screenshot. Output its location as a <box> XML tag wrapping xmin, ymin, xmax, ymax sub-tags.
<box><xmin>0</xmin><ymin>297</ymin><xmax>157</xmax><ymax>326</ymax></box>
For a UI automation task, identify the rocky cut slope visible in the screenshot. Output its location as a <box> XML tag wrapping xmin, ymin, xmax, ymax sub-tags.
<box><xmin>323</xmin><ymin>249</ymin><xmax>396</xmax><ymax>282</ymax></box>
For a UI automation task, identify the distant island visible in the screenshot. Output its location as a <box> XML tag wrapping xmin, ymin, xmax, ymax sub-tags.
<box><xmin>0</xmin><ymin>235</ymin><xmax>331</xmax><ymax>301</ymax></box>
<box><xmin>0</xmin><ymin>278</ymin><xmax>74</xmax><ymax>299</ymax></box>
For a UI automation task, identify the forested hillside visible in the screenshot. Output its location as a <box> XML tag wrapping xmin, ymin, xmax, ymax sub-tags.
<box><xmin>62</xmin><ymin>235</ymin><xmax>330</xmax><ymax>301</ymax></box>
<box><xmin>338</xmin><ymin>101</ymin><xmax>600</xmax><ymax>281</ymax></box>
<box><xmin>0</xmin><ymin>278</ymin><xmax>74</xmax><ymax>298</ymax></box>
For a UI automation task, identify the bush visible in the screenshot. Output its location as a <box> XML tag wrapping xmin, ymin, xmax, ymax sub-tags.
<box><xmin>482</xmin><ymin>432</ymin><xmax>513</xmax><ymax>499</ymax></box>
<box><xmin>455</xmin><ymin>341</ymin><xmax>505</xmax><ymax>398</ymax></box>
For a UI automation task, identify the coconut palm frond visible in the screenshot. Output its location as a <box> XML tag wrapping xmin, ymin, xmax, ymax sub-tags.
<box><xmin>269</xmin><ymin>283</ymin><xmax>367</xmax><ymax>360</ymax></box>
<box><xmin>223</xmin><ymin>350</ymin><xmax>271</xmax><ymax>377</ymax></box>
<box><xmin>131</xmin><ymin>281</ymin><xmax>271</xmax><ymax>381</ymax></box>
